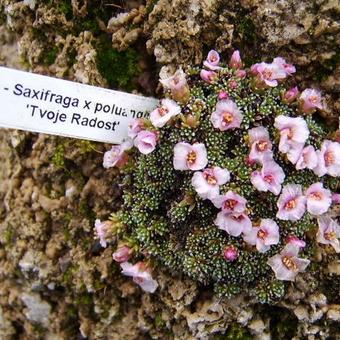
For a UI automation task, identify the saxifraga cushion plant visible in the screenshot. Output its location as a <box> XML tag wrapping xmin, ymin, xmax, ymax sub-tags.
<box><xmin>95</xmin><ymin>50</ymin><xmax>340</xmax><ymax>303</ymax></box>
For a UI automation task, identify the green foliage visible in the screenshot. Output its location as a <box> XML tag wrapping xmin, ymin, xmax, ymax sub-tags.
<box><xmin>215</xmin><ymin>323</ymin><xmax>252</xmax><ymax>340</ymax></box>
<box><xmin>96</xmin><ymin>35</ymin><xmax>140</xmax><ymax>90</ymax></box>
<box><xmin>109</xmin><ymin>59</ymin><xmax>336</xmax><ymax>301</ymax></box>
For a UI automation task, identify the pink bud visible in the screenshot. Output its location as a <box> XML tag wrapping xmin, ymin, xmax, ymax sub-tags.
<box><xmin>229</xmin><ymin>50</ymin><xmax>242</xmax><ymax>69</ymax></box>
<box><xmin>235</xmin><ymin>69</ymin><xmax>247</xmax><ymax>79</ymax></box>
<box><xmin>286</xmin><ymin>235</ymin><xmax>306</xmax><ymax>248</ymax></box>
<box><xmin>282</xmin><ymin>86</ymin><xmax>299</xmax><ymax>104</ymax></box>
<box><xmin>218</xmin><ymin>91</ymin><xmax>229</xmax><ymax>100</ymax></box>
<box><xmin>112</xmin><ymin>245</ymin><xmax>133</xmax><ymax>263</ymax></box>
<box><xmin>200</xmin><ymin>69</ymin><xmax>217</xmax><ymax>83</ymax></box>
<box><xmin>332</xmin><ymin>193</ymin><xmax>340</xmax><ymax>204</ymax></box>
<box><xmin>223</xmin><ymin>245</ymin><xmax>239</xmax><ymax>261</ymax></box>
<box><xmin>229</xmin><ymin>80</ymin><xmax>238</xmax><ymax>89</ymax></box>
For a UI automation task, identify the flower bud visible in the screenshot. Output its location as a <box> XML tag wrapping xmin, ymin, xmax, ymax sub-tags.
<box><xmin>282</xmin><ymin>86</ymin><xmax>299</xmax><ymax>104</ymax></box>
<box><xmin>223</xmin><ymin>245</ymin><xmax>239</xmax><ymax>261</ymax></box>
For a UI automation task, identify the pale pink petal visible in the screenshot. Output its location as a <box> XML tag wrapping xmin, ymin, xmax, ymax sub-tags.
<box><xmin>317</xmin><ymin>216</ymin><xmax>340</xmax><ymax>253</ymax></box>
<box><xmin>200</xmin><ymin>69</ymin><xmax>217</xmax><ymax>83</ymax></box>
<box><xmin>276</xmin><ymin>184</ymin><xmax>306</xmax><ymax>221</ymax></box>
<box><xmin>203</xmin><ymin>50</ymin><xmax>221</xmax><ymax>70</ymax></box>
<box><xmin>215</xmin><ymin>211</ymin><xmax>252</xmax><ymax>236</ymax></box>
<box><xmin>305</xmin><ymin>182</ymin><xmax>332</xmax><ymax>215</ymax></box>
<box><xmin>210</xmin><ymin>99</ymin><xmax>243</xmax><ymax>131</ymax></box>
<box><xmin>191</xmin><ymin>144</ymin><xmax>208</xmax><ymax>170</ymax></box>
<box><xmin>299</xmin><ymin>88</ymin><xmax>323</xmax><ymax>113</ymax></box>
<box><xmin>212</xmin><ymin>191</ymin><xmax>247</xmax><ymax>213</ymax></box>
<box><xmin>213</xmin><ymin>167</ymin><xmax>230</xmax><ymax>185</ymax></box>
<box><xmin>173</xmin><ymin>142</ymin><xmax>191</xmax><ymax>170</ymax></box>
<box><xmin>296</xmin><ymin>145</ymin><xmax>318</xmax><ymax>170</ymax></box>
<box><xmin>134</xmin><ymin>130</ymin><xmax>157</xmax><ymax>154</ymax></box>
<box><xmin>286</xmin><ymin>142</ymin><xmax>304</xmax><ymax>164</ymax></box>
<box><xmin>191</xmin><ymin>171</ymin><xmax>219</xmax><ymax>200</ymax></box>
<box><xmin>150</xmin><ymin>99</ymin><xmax>181</xmax><ymax>128</ymax></box>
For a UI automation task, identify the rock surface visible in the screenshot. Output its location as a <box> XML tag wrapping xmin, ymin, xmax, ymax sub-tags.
<box><xmin>0</xmin><ymin>0</ymin><xmax>339</xmax><ymax>338</ymax></box>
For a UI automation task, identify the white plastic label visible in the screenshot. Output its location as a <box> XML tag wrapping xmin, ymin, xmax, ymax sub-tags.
<box><xmin>0</xmin><ymin>66</ymin><xmax>158</xmax><ymax>143</ymax></box>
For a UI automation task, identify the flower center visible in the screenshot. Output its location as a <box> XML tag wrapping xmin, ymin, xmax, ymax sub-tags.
<box><xmin>284</xmin><ymin>198</ymin><xmax>296</xmax><ymax>210</ymax></box>
<box><xmin>264</xmin><ymin>174</ymin><xmax>273</xmax><ymax>183</ymax></box>
<box><xmin>224</xmin><ymin>199</ymin><xmax>237</xmax><ymax>210</ymax></box>
<box><xmin>186</xmin><ymin>150</ymin><xmax>197</xmax><ymax>165</ymax></box>
<box><xmin>210</xmin><ymin>55</ymin><xmax>217</xmax><ymax>62</ymax></box>
<box><xmin>263</xmin><ymin>69</ymin><xmax>273</xmax><ymax>79</ymax></box>
<box><xmin>257</xmin><ymin>229</ymin><xmax>268</xmax><ymax>240</ymax></box>
<box><xmin>203</xmin><ymin>171</ymin><xmax>217</xmax><ymax>185</ymax></box>
<box><xmin>158</xmin><ymin>106</ymin><xmax>169</xmax><ymax>117</ymax></box>
<box><xmin>287</xmin><ymin>128</ymin><xmax>294</xmax><ymax>139</ymax></box>
<box><xmin>256</xmin><ymin>140</ymin><xmax>268</xmax><ymax>152</ymax></box>
<box><xmin>310</xmin><ymin>95</ymin><xmax>318</xmax><ymax>104</ymax></box>
<box><xmin>222</xmin><ymin>112</ymin><xmax>233</xmax><ymax>124</ymax></box>
<box><xmin>231</xmin><ymin>214</ymin><xmax>244</xmax><ymax>222</ymax></box>
<box><xmin>324</xmin><ymin>231</ymin><xmax>336</xmax><ymax>241</ymax></box>
<box><xmin>282</xmin><ymin>256</ymin><xmax>298</xmax><ymax>271</ymax></box>
<box><xmin>134</xmin><ymin>277</ymin><xmax>145</xmax><ymax>284</ymax></box>
<box><xmin>325</xmin><ymin>151</ymin><xmax>334</xmax><ymax>166</ymax></box>
<box><xmin>309</xmin><ymin>192</ymin><xmax>322</xmax><ymax>200</ymax></box>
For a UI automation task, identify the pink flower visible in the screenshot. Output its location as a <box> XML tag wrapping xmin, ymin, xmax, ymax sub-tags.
<box><xmin>286</xmin><ymin>235</ymin><xmax>306</xmax><ymax>248</ymax></box>
<box><xmin>252</xmin><ymin>62</ymin><xmax>286</xmax><ymax>87</ymax></box>
<box><xmin>218</xmin><ymin>90</ymin><xmax>229</xmax><ymax>100</ymax></box>
<box><xmin>251</xmin><ymin>159</ymin><xmax>285</xmax><ymax>196</ymax></box>
<box><xmin>134</xmin><ymin>130</ymin><xmax>157</xmax><ymax>154</ymax></box>
<box><xmin>305</xmin><ymin>182</ymin><xmax>332</xmax><ymax>216</ymax></box>
<box><xmin>94</xmin><ymin>219</ymin><xmax>112</xmax><ymax>248</ymax></box>
<box><xmin>150</xmin><ymin>99</ymin><xmax>181</xmax><ymax>128</ymax></box>
<box><xmin>274</xmin><ymin>115</ymin><xmax>309</xmax><ymax>163</ymax></box>
<box><xmin>243</xmin><ymin>219</ymin><xmax>280</xmax><ymax>253</ymax></box>
<box><xmin>295</xmin><ymin>145</ymin><xmax>318</xmax><ymax>170</ymax></box>
<box><xmin>103</xmin><ymin>140</ymin><xmax>132</xmax><ymax>169</ymax></box>
<box><xmin>235</xmin><ymin>69</ymin><xmax>247</xmax><ymax>79</ymax></box>
<box><xmin>282</xmin><ymin>86</ymin><xmax>299</xmax><ymax>104</ymax></box>
<box><xmin>248</xmin><ymin>126</ymin><xmax>273</xmax><ymax>163</ymax></box>
<box><xmin>160</xmin><ymin>68</ymin><xmax>190</xmax><ymax>103</ymax></box>
<box><xmin>250</xmin><ymin>63</ymin><xmax>261</xmax><ymax>75</ymax></box>
<box><xmin>317</xmin><ymin>216</ymin><xmax>340</xmax><ymax>253</ymax></box>
<box><xmin>332</xmin><ymin>193</ymin><xmax>340</xmax><ymax>204</ymax></box>
<box><xmin>273</xmin><ymin>57</ymin><xmax>296</xmax><ymax>76</ymax></box>
<box><xmin>214</xmin><ymin>211</ymin><xmax>252</xmax><ymax>237</ymax></box>
<box><xmin>299</xmin><ymin>89</ymin><xmax>323</xmax><ymax>114</ymax></box>
<box><xmin>229</xmin><ymin>50</ymin><xmax>243</xmax><ymax>69</ymax></box>
<box><xmin>223</xmin><ymin>245</ymin><xmax>239</xmax><ymax>261</ymax></box>
<box><xmin>128</xmin><ymin>118</ymin><xmax>144</xmax><ymax>139</ymax></box>
<box><xmin>173</xmin><ymin>142</ymin><xmax>208</xmax><ymax>171</ymax></box>
<box><xmin>313</xmin><ymin>140</ymin><xmax>340</xmax><ymax>177</ymax></box>
<box><xmin>200</xmin><ymin>69</ymin><xmax>217</xmax><ymax>83</ymax></box>
<box><xmin>267</xmin><ymin>244</ymin><xmax>310</xmax><ymax>281</ymax></box>
<box><xmin>112</xmin><ymin>245</ymin><xmax>133</xmax><ymax>263</ymax></box>
<box><xmin>212</xmin><ymin>191</ymin><xmax>247</xmax><ymax>213</ymax></box>
<box><xmin>191</xmin><ymin>166</ymin><xmax>230</xmax><ymax>200</ymax></box>
<box><xmin>203</xmin><ymin>50</ymin><xmax>221</xmax><ymax>70</ymax></box>
<box><xmin>276</xmin><ymin>184</ymin><xmax>306</xmax><ymax>221</ymax></box>
<box><xmin>120</xmin><ymin>262</ymin><xmax>158</xmax><ymax>293</ymax></box>
<box><xmin>210</xmin><ymin>99</ymin><xmax>243</xmax><ymax>131</ymax></box>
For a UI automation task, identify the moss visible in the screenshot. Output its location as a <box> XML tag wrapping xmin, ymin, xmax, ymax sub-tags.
<box><xmin>52</xmin><ymin>144</ymin><xmax>66</xmax><ymax>169</ymax></box>
<box><xmin>40</xmin><ymin>46</ymin><xmax>59</xmax><ymax>65</ymax></box>
<box><xmin>267</xmin><ymin>306</ymin><xmax>298</xmax><ymax>340</ymax></box>
<box><xmin>3</xmin><ymin>224</ymin><xmax>15</xmax><ymax>244</ymax></box>
<box><xmin>96</xmin><ymin>34</ymin><xmax>141</xmax><ymax>90</ymax></box>
<box><xmin>79</xmin><ymin>200</ymin><xmax>96</xmax><ymax>224</ymax></box>
<box><xmin>215</xmin><ymin>323</ymin><xmax>252</xmax><ymax>340</ymax></box>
